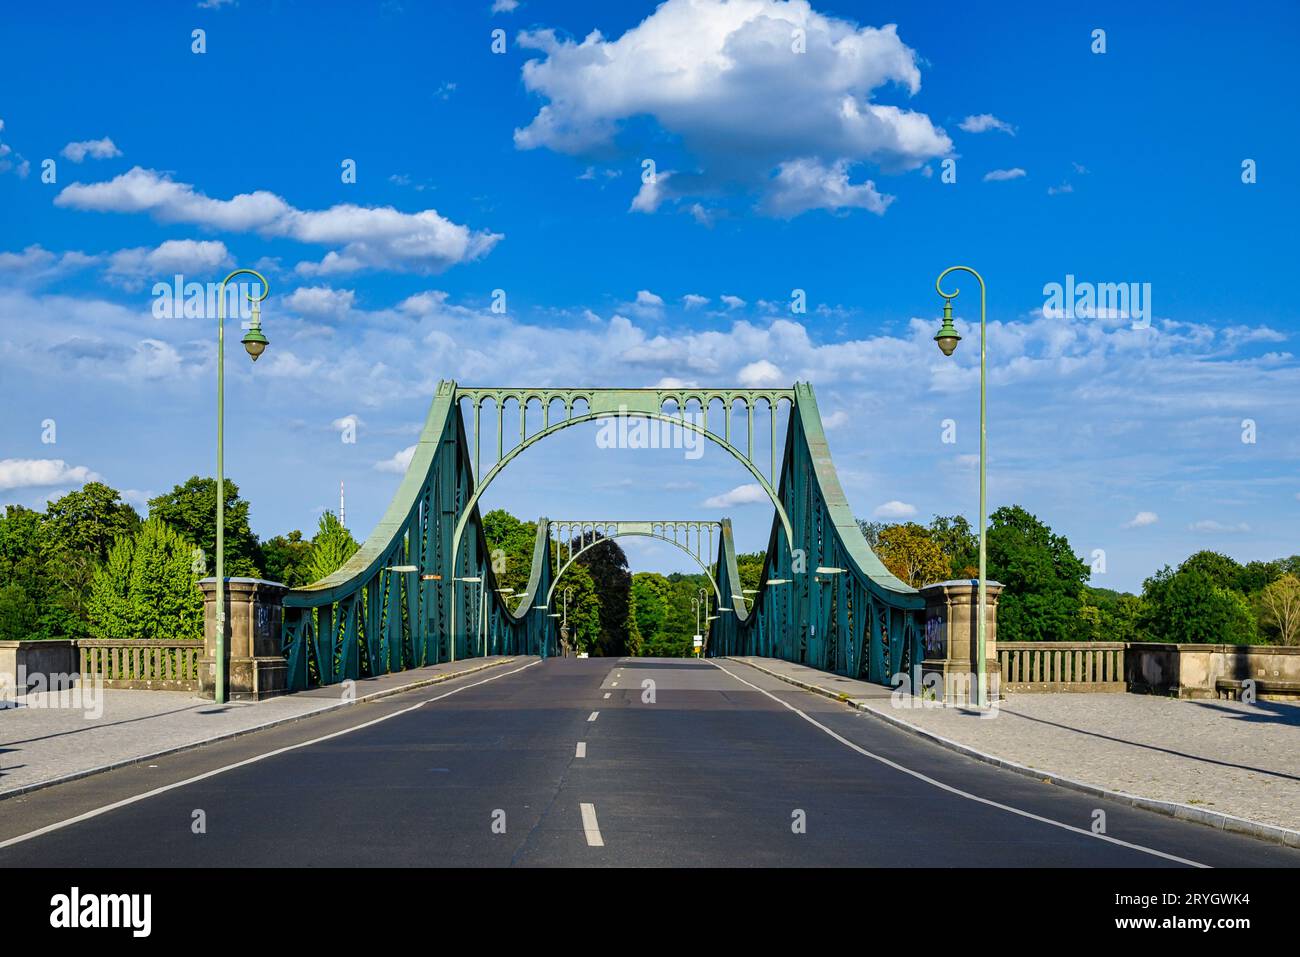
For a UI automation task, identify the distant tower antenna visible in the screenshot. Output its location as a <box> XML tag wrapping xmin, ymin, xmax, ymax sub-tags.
<box><xmin>340</xmin><ymin>480</ymin><xmax>346</xmax><ymax>528</ymax></box>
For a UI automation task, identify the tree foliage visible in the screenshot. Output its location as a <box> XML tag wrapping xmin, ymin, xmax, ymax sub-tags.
<box><xmin>87</xmin><ymin>518</ymin><xmax>203</xmax><ymax>640</ymax></box>
<box><xmin>148</xmin><ymin>476</ymin><xmax>262</xmax><ymax>577</ymax></box>
<box><xmin>303</xmin><ymin>511</ymin><xmax>360</xmax><ymax>583</ymax></box>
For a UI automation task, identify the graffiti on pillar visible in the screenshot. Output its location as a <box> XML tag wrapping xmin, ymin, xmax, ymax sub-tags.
<box><xmin>925</xmin><ymin>614</ymin><xmax>946</xmax><ymax>656</ymax></box>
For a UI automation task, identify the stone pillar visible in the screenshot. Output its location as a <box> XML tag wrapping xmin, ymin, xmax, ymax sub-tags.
<box><xmin>917</xmin><ymin>579</ymin><xmax>1003</xmax><ymax>705</ymax></box>
<box><xmin>198</xmin><ymin>577</ymin><xmax>289</xmax><ymax>701</ymax></box>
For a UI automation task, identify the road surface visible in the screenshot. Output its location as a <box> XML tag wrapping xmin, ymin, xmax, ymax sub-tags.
<box><xmin>1</xmin><ymin>657</ymin><xmax>1295</xmax><ymax>867</ymax></box>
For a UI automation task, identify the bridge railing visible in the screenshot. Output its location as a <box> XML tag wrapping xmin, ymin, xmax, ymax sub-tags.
<box><xmin>998</xmin><ymin>641</ymin><xmax>1126</xmax><ymax>693</ymax></box>
<box><xmin>77</xmin><ymin>639</ymin><xmax>204</xmax><ymax>690</ymax></box>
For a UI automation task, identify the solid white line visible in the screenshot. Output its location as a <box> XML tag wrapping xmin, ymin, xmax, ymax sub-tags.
<box><xmin>603</xmin><ymin>692</ymin><xmax>611</xmax><ymax>699</ymax></box>
<box><xmin>709</xmin><ymin>662</ymin><xmax>1208</xmax><ymax>869</ymax></box>
<box><xmin>0</xmin><ymin>659</ymin><xmax>543</xmax><ymax>851</ymax></box>
<box><xmin>575</xmin><ymin>742</ymin><xmax>586</xmax><ymax>758</ymax></box>
<box><xmin>587</xmin><ymin>711</ymin><xmax>599</xmax><ymax>722</ymax></box>
<box><xmin>580</xmin><ymin>802</ymin><xmax>604</xmax><ymax>847</ymax></box>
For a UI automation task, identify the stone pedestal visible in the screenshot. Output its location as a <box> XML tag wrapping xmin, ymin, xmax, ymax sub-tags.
<box><xmin>917</xmin><ymin>579</ymin><xmax>1003</xmax><ymax>705</ymax></box>
<box><xmin>198</xmin><ymin>577</ymin><xmax>289</xmax><ymax>701</ymax></box>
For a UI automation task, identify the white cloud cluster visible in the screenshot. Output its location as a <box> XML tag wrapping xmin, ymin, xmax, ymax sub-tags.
<box><xmin>105</xmin><ymin>239</ymin><xmax>231</xmax><ymax>288</ymax></box>
<box><xmin>703</xmin><ymin>483</ymin><xmax>768</xmax><ymax>507</ymax></box>
<box><xmin>285</xmin><ymin>285</ymin><xmax>357</xmax><ymax>318</ymax></box>
<box><xmin>61</xmin><ymin>137</ymin><xmax>122</xmax><ymax>162</ymax></box>
<box><xmin>55</xmin><ymin>167</ymin><xmax>502</xmax><ymax>275</ymax></box>
<box><xmin>0</xmin><ymin>458</ymin><xmax>100</xmax><ymax>492</ymax></box>
<box><xmin>514</xmin><ymin>0</ymin><xmax>950</xmax><ymax>216</ymax></box>
<box><xmin>0</xmin><ymin>119</ymin><xmax>30</xmax><ymax>178</ymax></box>
<box><xmin>959</xmin><ymin>113</ymin><xmax>1015</xmax><ymax>135</ymax></box>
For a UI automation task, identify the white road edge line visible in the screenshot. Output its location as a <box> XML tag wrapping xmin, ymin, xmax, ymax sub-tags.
<box><xmin>0</xmin><ymin>659</ymin><xmax>543</xmax><ymax>851</ymax></box>
<box><xmin>575</xmin><ymin>742</ymin><xmax>586</xmax><ymax>758</ymax></box>
<box><xmin>587</xmin><ymin>711</ymin><xmax>599</xmax><ymax>722</ymax></box>
<box><xmin>709</xmin><ymin>661</ymin><xmax>1208</xmax><ymax>869</ymax></box>
<box><xmin>580</xmin><ymin>802</ymin><xmax>604</xmax><ymax>847</ymax></box>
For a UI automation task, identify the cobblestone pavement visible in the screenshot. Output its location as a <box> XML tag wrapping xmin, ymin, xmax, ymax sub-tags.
<box><xmin>729</xmin><ymin>657</ymin><xmax>1300</xmax><ymax>833</ymax></box>
<box><xmin>0</xmin><ymin>656</ymin><xmax>518</xmax><ymax>797</ymax></box>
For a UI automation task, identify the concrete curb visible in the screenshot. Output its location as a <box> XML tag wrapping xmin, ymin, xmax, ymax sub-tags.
<box><xmin>726</xmin><ymin>656</ymin><xmax>1300</xmax><ymax>850</ymax></box>
<box><xmin>0</xmin><ymin>657</ymin><xmax>519</xmax><ymax>803</ymax></box>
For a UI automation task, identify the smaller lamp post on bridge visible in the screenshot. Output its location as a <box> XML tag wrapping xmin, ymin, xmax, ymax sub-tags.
<box><xmin>213</xmin><ymin>268</ymin><xmax>271</xmax><ymax>706</ymax></box>
<box><xmin>932</xmin><ymin>265</ymin><xmax>991</xmax><ymax>708</ymax></box>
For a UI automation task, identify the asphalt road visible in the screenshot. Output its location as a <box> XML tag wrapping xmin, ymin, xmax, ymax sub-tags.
<box><xmin>1</xmin><ymin>657</ymin><xmax>1295</xmax><ymax>867</ymax></box>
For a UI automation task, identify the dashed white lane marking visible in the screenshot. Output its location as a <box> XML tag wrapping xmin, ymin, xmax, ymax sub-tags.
<box><xmin>709</xmin><ymin>661</ymin><xmax>1208</xmax><ymax>869</ymax></box>
<box><xmin>575</xmin><ymin>742</ymin><xmax>586</xmax><ymax>758</ymax></box>
<box><xmin>580</xmin><ymin>802</ymin><xmax>605</xmax><ymax>847</ymax></box>
<box><xmin>611</xmin><ymin>682</ymin><xmax>618</xmax><ymax>687</ymax></box>
<box><xmin>603</xmin><ymin>692</ymin><xmax>611</xmax><ymax>699</ymax></box>
<box><xmin>0</xmin><ymin>659</ymin><xmax>543</xmax><ymax>851</ymax></box>
<box><xmin>588</xmin><ymin>711</ymin><xmax>599</xmax><ymax>722</ymax></box>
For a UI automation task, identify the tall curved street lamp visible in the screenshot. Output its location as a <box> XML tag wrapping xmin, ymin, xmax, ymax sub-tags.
<box><xmin>933</xmin><ymin>265</ymin><xmax>988</xmax><ymax>708</ymax></box>
<box><xmin>214</xmin><ymin>268</ymin><xmax>270</xmax><ymax>705</ymax></box>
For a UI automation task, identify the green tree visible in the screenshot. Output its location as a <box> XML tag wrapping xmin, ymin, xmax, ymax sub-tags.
<box><xmin>0</xmin><ymin>583</ymin><xmax>39</xmax><ymax>642</ymax></box>
<box><xmin>261</xmin><ymin>530</ymin><xmax>315</xmax><ymax>587</ymax></box>
<box><xmin>41</xmin><ymin>483</ymin><xmax>142</xmax><ymax>631</ymax></box>
<box><xmin>1139</xmin><ymin>565</ymin><xmax>1257</xmax><ymax>645</ymax></box>
<box><xmin>304</xmin><ymin>511</ymin><xmax>359</xmax><ymax>583</ymax></box>
<box><xmin>87</xmin><ymin>518</ymin><xmax>203</xmax><ymax>640</ymax></box>
<box><xmin>985</xmin><ymin>505</ymin><xmax>1090</xmax><ymax>642</ymax></box>
<box><xmin>148</xmin><ymin>476</ymin><xmax>262</xmax><ymax>577</ymax></box>
<box><xmin>570</xmin><ymin>533</ymin><xmax>631</xmax><ymax>657</ymax></box>
<box><xmin>481</xmin><ymin>509</ymin><xmax>538</xmax><ymax>596</ymax></box>
<box><xmin>928</xmin><ymin>514</ymin><xmax>979</xmax><ymax>578</ymax></box>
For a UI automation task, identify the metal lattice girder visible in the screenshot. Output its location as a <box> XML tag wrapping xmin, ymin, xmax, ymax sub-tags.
<box><xmin>706</xmin><ymin>383</ymin><xmax>925</xmax><ymax>684</ymax></box>
<box><xmin>280</xmin><ymin>378</ymin><xmax>926</xmax><ymax>692</ymax></box>
<box><xmin>545</xmin><ymin>520</ymin><xmax>724</xmax><ymax>604</ymax></box>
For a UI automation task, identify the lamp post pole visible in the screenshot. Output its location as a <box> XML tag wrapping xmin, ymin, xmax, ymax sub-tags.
<box><xmin>214</xmin><ymin>268</ymin><xmax>269</xmax><ymax>706</ymax></box>
<box><xmin>933</xmin><ymin>265</ymin><xmax>988</xmax><ymax>708</ymax></box>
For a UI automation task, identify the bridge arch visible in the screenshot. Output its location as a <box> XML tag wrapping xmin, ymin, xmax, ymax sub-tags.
<box><xmin>544</xmin><ymin>523</ymin><xmax>724</xmax><ymax>607</ymax></box>
<box><xmin>450</xmin><ymin>409</ymin><xmax>795</xmax><ymax>580</ymax></box>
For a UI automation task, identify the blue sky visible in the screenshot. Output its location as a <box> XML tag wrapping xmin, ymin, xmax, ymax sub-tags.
<box><xmin>1</xmin><ymin>0</ymin><xmax>1297</xmax><ymax>592</ymax></box>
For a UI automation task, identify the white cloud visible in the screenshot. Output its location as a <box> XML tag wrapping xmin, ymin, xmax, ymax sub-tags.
<box><xmin>285</xmin><ymin>285</ymin><xmax>357</xmax><ymax>318</ymax></box>
<box><xmin>61</xmin><ymin>137</ymin><xmax>122</xmax><ymax>163</ymax></box>
<box><xmin>491</xmin><ymin>0</ymin><xmax>519</xmax><ymax>12</ymax></box>
<box><xmin>1188</xmin><ymin>520</ymin><xmax>1251</xmax><ymax>534</ymax></box>
<box><xmin>720</xmin><ymin>295</ymin><xmax>746</xmax><ymax>310</ymax></box>
<box><xmin>703</xmin><ymin>483</ymin><xmax>769</xmax><ymax>507</ymax></box>
<box><xmin>105</xmin><ymin>239</ymin><xmax>230</xmax><ymax>288</ymax></box>
<box><xmin>873</xmin><ymin>500</ymin><xmax>916</xmax><ymax>518</ymax></box>
<box><xmin>763</xmin><ymin>158</ymin><xmax>892</xmax><ymax>217</ymax></box>
<box><xmin>0</xmin><ymin>458</ymin><xmax>99</xmax><ymax>491</ymax></box>
<box><xmin>983</xmin><ymin>168</ymin><xmax>1026</xmax><ymax>182</ymax></box>
<box><xmin>0</xmin><ymin>118</ymin><xmax>30</xmax><ymax>178</ymax></box>
<box><xmin>737</xmin><ymin>359</ymin><xmax>785</xmax><ymax>387</ymax></box>
<box><xmin>514</xmin><ymin>0</ymin><xmax>950</xmax><ymax>215</ymax></box>
<box><xmin>635</xmin><ymin>289</ymin><xmax>664</xmax><ymax>308</ymax></box>
<box><xmin>0</xmin><ymin>244</ymin><xmax>99</xmax><ymax>283</ymax></box>
<box><xmin>959</xmin><ymin>113</ymin><xmax>1015</xmax><ymax>135</ymax></box>
<box><xmin>1124</xmin><ymin>511</ymin><xmax>1159</xmax><ymax>528</ymax></box>
<box><xmin>629</xmin><ymin>171</ymin><xmax>673</xmax><ymax>213</ymax></box>
<box><xmin>55</xmin><ymin>167</ymin><xmax>502</xmax><ymax>275</ymax></box>
<box><xmin>682</xmin><ymin>294</ymin><xmax>710</xmax><ymax>309</ymax></box>
<box><xmin>375</xmin><ymin>445</ymin><xmax>417</xmax><ymax>474</ymax></box>
<box><xmin>1047</xmin><ymin>182</ymin><xmax>1074</xmax><ymax>196</ymax></box>
<box><xmin>821</xmin><ymin>409</ymin><xmax>850</xmax><ymax>429</ymax></box>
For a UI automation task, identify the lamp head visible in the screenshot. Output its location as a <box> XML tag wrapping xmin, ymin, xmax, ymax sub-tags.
<box><xmin>241</xmin><ymin>302</ymin><xmax>269</xmax><ymax>361</ymax></box>
<box><xmin>934</xmin><ymin>299</ymin><xmax>961</xmax><ymax>357</ymax></box>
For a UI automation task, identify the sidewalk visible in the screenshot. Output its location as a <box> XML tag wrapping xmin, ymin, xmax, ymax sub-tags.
<box><xmin>0</xmin><ymin>656</ymin><xmax>521</xmax><ymax>799</ymax></box>
<box><xmin>727</xmin><ymin>656</ymin><xmax>1300</xmax><ymax>843</ymax></box>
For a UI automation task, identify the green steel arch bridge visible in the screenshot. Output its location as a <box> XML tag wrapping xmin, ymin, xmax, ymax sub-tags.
<box><xmin>281</xmin><ymin>381</ymin><xmax>924</xmax><ymax>691</ymax></box>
